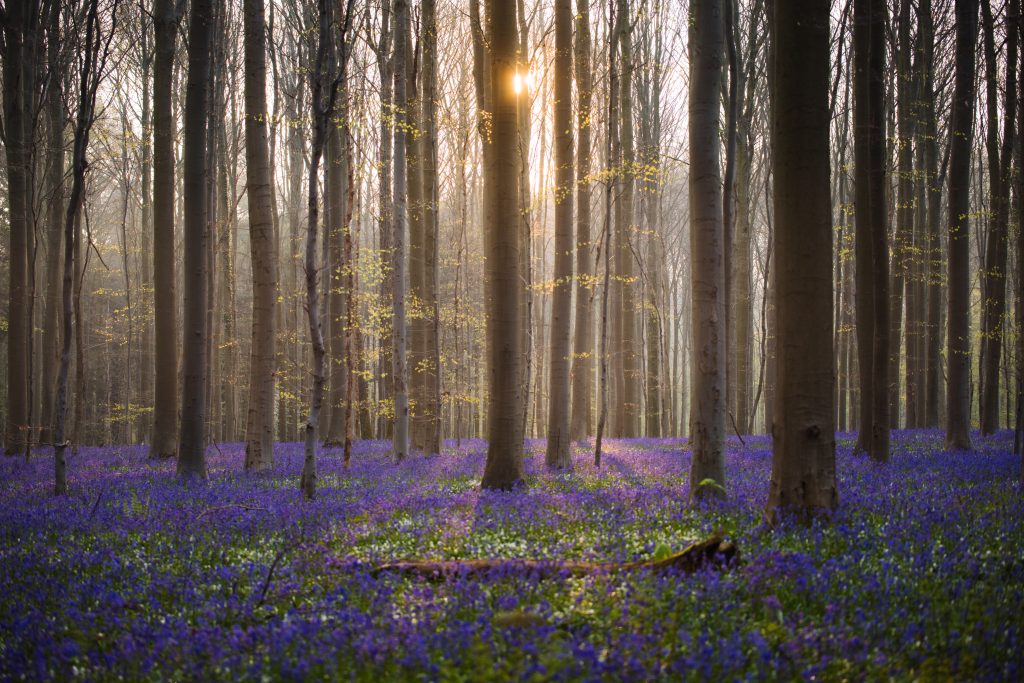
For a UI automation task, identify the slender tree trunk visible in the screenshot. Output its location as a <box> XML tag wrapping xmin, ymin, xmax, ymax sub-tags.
<box><xmin>243</xmin><ymin>0</ymin><xmax>278</xmax><ymax>470</ymax></box>
<box><xmin>392</xmin><ymin>0</ymin><xmax>411</xmax><ymax>461</ymax></box>
<box><xmin>151</xmin><ymin>0</ymin><xmax>179</xmax><ymax>459</ymax></box>
<box><xmin>481</xmin><ymin>0</ymin><xmax>525</xmax><ymax>489</ymax></box>
<box><xmin>723</xmin><ymin>0</ymin><xmax>738</xmax><ymax>430</ymax></box>
<box><xmin>545</xmin><ymin>0</ymin><xmax>574</xmax><ymax>469</ymax></box>
<box><xmin>921</xmin><ymin>0</ymin><xmax>942</xmax><ymax>428</ymax></box>
<box><xmin>178</xmin><ymin>0</ymin><xmax>215</xmax><ymax>479</ymax></box>
<box><xmin>375</xmin><ymin>1</ymin><xmax>394</xmax><ymax>441</ymax></box>
<box><xmin>688</xmin><ymin>0</ymin><xmax>726</xmax><ymax>500</ymax></box>
<box><xmin>889</xmin><ymin>0</ymin><xmax>916</xmax><ymax>430</ymax></box>
<box><xmin>616</xmin><ymin>0</ymin><xmax>640</xmax><ymax>438</ymax></box>
<box><xmin>979</xmin><ymin>0</ymin><xmax>1018</xmax><ymax>435</ymax></box>
<box><xmin>420</xmin><ymin>0</ymin><xmax>442</xmax><ymax>455</ymax></box>
<box><xmin>570</xmin><ymin>0</ymin><xmax>594</xmax><ymax>442</ymax></box>
<box><xmin>853</xmin><ymin>0</ymin><xmax>890</xmax><ymax>461</ymax></box>
<box><xmin>2</xmin><ymin>0</ymin><xmax>35</xmax><ymax>456</ymax></box>
<box><xmin>40</xmin><ymin>3</ymin><xmax>64</xmax><ymax>449</ymax></box>
<box><xmin>766</xmin><ymin>0</ymin><xmax>837</xmax><ymax>522</ymax></box>
<box><xmin>946</xmin><ymin>0</ymin><xmax>980</xmax><ymax>450</ymax></box>
<box><xmin>324</xmin><ymin>61</ymin><xmax>349</xmax><ymax>447</ymax></box>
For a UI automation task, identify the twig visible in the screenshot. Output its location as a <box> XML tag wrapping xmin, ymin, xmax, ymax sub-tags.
<box><xmin>256</xmin><ymin>543</ymin><xmax>292</xmax><ymax>607</ymax></box>
<box><xmin>88</xmin><ymin>487</ymin><xmax>106</xmax><ymax>521</ymax></box>
<box><xmin>728</xmin><ymin>411</ymin><xmax>746</xmax><ymax>447</ymax></box>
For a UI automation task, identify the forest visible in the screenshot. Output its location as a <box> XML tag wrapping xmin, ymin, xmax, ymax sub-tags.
<box><xmin>0</xmin><ymin>0</ymin><xmax>1022</xmax><ymax>680</ymax></box>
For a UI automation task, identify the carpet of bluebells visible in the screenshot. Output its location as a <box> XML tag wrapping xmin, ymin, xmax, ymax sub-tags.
<box><xmin>1</xmin><ymin>430</ymin><xmax>1022</xmax><ymax>681</ymax></box>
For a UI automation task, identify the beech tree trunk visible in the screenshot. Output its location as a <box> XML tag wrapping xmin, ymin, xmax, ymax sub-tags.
<box><xmin>151</xmin><ymin>0</ymin><xmax>178</xmax><ymax>459</ymax></box>
<box><xmin>481</xmin><ymin>0</ymin><xmax>525</xmax><ymax>489</ymax></box>
<box><xmin>853</xmin><ymin>0</ymin><xmax>890</xmax><ymax>462</ymax></box>
<box><xmin>766</xmin><ymin>0</ymin><xmax>837</xmax><ymax>522</ymax></box>
<box><xmin>2</xmin><ymin>0</ymin><xmax>34</xmax><ymax>456</ymax></box>
<box><xmin>392</xmin><ymin>0</ymin><xmax>411</xmax><ymax>461</ymax></box>
<box><xmin>569</xmin><ymin>0</ymin><xmax>594</xmax><ymax>442</ymax></box>
<box><xmin>40</xmin><ymin>2</ymin><xmax>64</xmax><ymax>449</ymax></box>
<box><xmin>616</xmin><ymin>0</ymin><xmax>640</xmax><ymax>438</ymax></box>
<box><xmin>243</xmin><ymin>0</ymin><xmax>278</xmax><ymax>471</ymax></box>
<box><xmin>420</xmin><ymin>0</ymin><xmax>442</xmax><ymax>456</ymax></box>
<box><xmin>920</xmin><ymin>0</ymin><xmax>942</xmax><ymax>428</ymax></box>
<box><xmin>945</xmin><ymin>0</ymin><xmax>979</xmax><ymax>450</ymax></box>
<box><xmin>688</xmin><ymin>0</ymin><xmax>726</xmax><ymax>501</ymax></box>
<box><xmin>545</xmin><ymin>0</ymin><xmax>573</xmax><ymax>469</ymax></box>
<box><xmin>178</xmin><ymin>0</ymin><xmax>215</xmax><ymax>479</ymax></box>
<box><xmin>979</xmin><ymin>0</ymin><xmax>1017</xmax><ymax>435</ymax></box>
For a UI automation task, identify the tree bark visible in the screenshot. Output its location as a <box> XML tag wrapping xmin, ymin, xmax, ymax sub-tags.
<box><xmin>766</xmin><ymin>0</ymin><xmax>837</xmax><ymax>523</ymax></box>
<box><xmin>545</xmin><ymin>0</ymin><xmax>574</xmax><ymax>469</ymax></box>
<box><xmin>40</xmin><ymin>2</ymin><xmax>64</xmax><ymax>449</ymax></box>
<box><xmin>945</xmin><ymin>0</ymin><xmax>979</xmax><ymax>450</ymax></box>
<box><xmin>243</xmin><ymin>0</ymin><xmax>279</xmax><ymax>471</ymax></box>
<box><xmin>392</xmin><ymin>0</ymin><xmax>411</xmax><ymax>461</ymax></box>
<box><xmin>688</xmin><ymin>0</ymin><xmax>726</xmax><ymax>501</ymax></box>
<box><xmin>853</xmin><ymin>0</ymin><xmax>890</xmax><ymax>462</ymax></box>
<box><xmin>151</xmin><ymin>0</ymin><xmax>178</xmax><ymax>459</ymax></box>
<box><xmin>2</xmin><ymin>0</ymin><xmax>36</xmax><ymax>455</ymax></box>
<box><xmin>569</xmin><ymin>0</ymin><xmax>594</xmax><ymax>442</ymax></box>
<box><xmin>979</xmin><ymin>0</ymin><xmax>1017</xmax><ymax>435</ymax></box>
<box><xmin>178</xmin><ymin>0</ymin><xmax>215</xmax><ymax>479</ymax></box>
<box><xmin>481</xmin><ymin>0</ymin><xmax>525</xmax><ymax>489</ymax></box>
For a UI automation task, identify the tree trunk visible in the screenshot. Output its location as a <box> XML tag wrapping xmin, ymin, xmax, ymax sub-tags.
<box><xmin>178</xmin><ymin>0</ymin><xmax>215</xmax><ymax>479</ymax></box>
<box><xmin>688</xmin><ymin>0</ymin><xmax>726</xmax><ymax>501</ymax></box>
<box><xmin>853</xmin><ymin>0</ymin><xmax>890</xmax><ymax>462</ymax></box>
<box><xmin>569</xmin><ymin>0</ymin><xmax>594</xmax><ymax>442</ymax></box>
<box><xmin>40</xmin><ymin>2</ymin><xmax>64</xmax><ymax>449</ymax></box>
<box><xmin>2</xmin><ymin>0</ymin><xmax>34</xmax><ymax>456</ymax></box>
<box><xmin>324</xmin><ymin>64</ymin><xmax>349</xmax><ymax>448</ymax></box>
<box><xmin>392</xmin><ymin>0</ymin><xmax>411</xmax><ymax>461</ymax></box>
<box><xmin>889</xmin><ymin>0</ymin><xmax>916</xmax><ymax>430</ymax></box>
<box><xmin>243</xmin><ymin>0</ymin><xmax>278</xmax><ymax>471</ymax></box>
<box><xmin>946</xmin><ymin>0</ymin><xmax>980</xmax><ymax>450</ymax></box>
<box><xmin>151</xmin><ymin>0</ymin><xmax>179</xmax><ymax>459</ymax></box>
<box><xmin>375</xmin><ymin>0</ymin><xmax>394</xmax><ymax>441</ymax></box>
<box><xmin>545</xmin><ymin>0</ymin><xmax>574</xmax><ymax>469</ymax></box>
<box><xmin>920</xmin><ymin>0</ymin><xmax>942</xmax><ymax>428</ymax></box>
<box><xmin>481</xmin><ymin>0</ymin><xmax>525</xmax><ymax>489</ymax></box>
<box><xmin>616</xmin><ymin>0</ymin><xmax>640</xmax><ymax>438</ymax></box>
<box><xmin>419</xmin><ymin>0</ymin><xmax>442</xmax><ymax>455</ymax></box>
<box><xmin>979</xmin><ymin>0</ymin><xmax>1018</xmax><ymax>435</ymax></box>
<box><xmin>766</xmin><ymin>0</ymin><xmax>837</xmax><ymax>522</ymax></box>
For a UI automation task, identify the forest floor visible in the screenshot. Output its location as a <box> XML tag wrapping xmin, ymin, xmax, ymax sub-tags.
<box><xmin>0</xmin><ymin>430</ymin><xmax>1021</xmax><ymax>681</ymax></box>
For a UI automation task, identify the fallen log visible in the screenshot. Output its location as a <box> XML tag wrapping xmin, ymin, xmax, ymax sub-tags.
<box><xmin>371</xmin><ymin>535</ymin><xmax>737</xmax><ymax>580</ymax></box>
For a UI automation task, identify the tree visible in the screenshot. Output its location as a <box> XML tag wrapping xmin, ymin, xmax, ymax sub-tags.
<box><xmin>615</xmin><ymin>0</ymin><xmax>640</xmax><ymax>438</ymax></box>
<box><xmin>40</xmin><ymin>0</ymin><xmax>65</xmax><ymax>449</ymax></box>
<box><xmin>242</xmin><ymin>0</ymin><xmax>278</xmax><ymax>471</ymax></box>
<box><xmin>392</xmin><ymin>0</ymin><xmax>411</xmax><ymax>462</ymax></box>
<box><xmin>300</xmin><ymin>0</ymin><xmax>354</xmax><ymax>498</ymax></box>
<box><xmin>55</xmin><ymin>0</ymin><xmax>116</xmax><ymax>493</ymax></box>
<box><xmin>765</xmin><ymin>0</ymin><xmax>837</xmax><ymax>522</ymax></box>
<box><xmin>1</xmin><ymin>0</ymin><xmax>37</xmax><ymax>456</ymax></box>
<box><xmin>177</xmin><ymin>0</ymin><xmax>216</xmax><ymax>479</ymax></box>
<box><xmin>569</xmin><ymin>0</ymin><xmax>594</xmax><ymax>442</ymax></box>
<box><xmin>853</xmin><ymin>0</ymin><xmax>889</xmax><ymax>462</ymax></box>
<box><xmin>946</xmin><ymin>0</ymin><xmax>980</xmax><ymax>450</ymax></box>
<box><xmin>418</xmin><ymin>0</ymin><xmax>442</xmax><ymax>456</ymax></box>
<box><xmin>545</xmin><ymin>0</ymin><xmax>574</xmax><ymax>470</ymax></box>
<box><xmin>151</xmin><ymin>0</ymin><xmax>178</xmax><ymax>460</ymax></box>
<box><xmin>688</xmin><ymin>0</ymin><xmax>726</xmax><ymax>501</ymax></box>
<box><xmin>481</xmin><ymin>0</ymin><xmax>525</xmax><ymax>489</ymax></box>
<box><xmin>323</xmin><ymin>14</ymin><xmax>349</xmax><ymax>449</ymax></box>
<box><xmin>978</xmin><ymin>0</ymin><xmax>1017</xmax><ymax>436</ymax></box>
